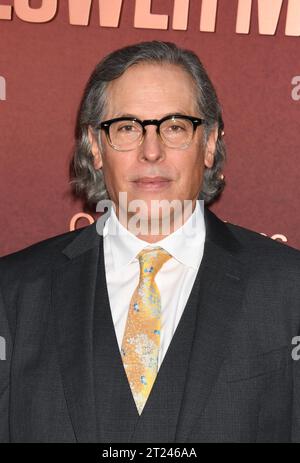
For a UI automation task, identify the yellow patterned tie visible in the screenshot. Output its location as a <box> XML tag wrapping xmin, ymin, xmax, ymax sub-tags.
<box><xmin>121</xmin><ymin>246</ymin><xmax>172</xmax><ymax>415</ymax></box>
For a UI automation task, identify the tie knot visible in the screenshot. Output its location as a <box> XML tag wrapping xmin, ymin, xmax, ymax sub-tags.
<box><xmin>137</xmin><ymin>246</ymin><xmax>172</xmax><ymax>279</ymax></box>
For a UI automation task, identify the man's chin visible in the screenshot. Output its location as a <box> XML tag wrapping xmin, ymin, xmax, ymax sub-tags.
<box><xmin>114</xmin><ymin>193</ymin><xmax>195</xmax><ymax>234</ymax></box>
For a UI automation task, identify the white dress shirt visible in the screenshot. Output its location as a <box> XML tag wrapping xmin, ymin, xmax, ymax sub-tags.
<box><xmin>102</xmin><ymin>200</ymin><xmax>206</xmax><ymax>370</ymax></box>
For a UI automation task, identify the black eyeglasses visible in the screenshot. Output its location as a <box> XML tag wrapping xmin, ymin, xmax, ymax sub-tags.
<box><xmin>95</xmin><ymin>114</ymin><xmax>206</xmax><ymax>151</ymax></box>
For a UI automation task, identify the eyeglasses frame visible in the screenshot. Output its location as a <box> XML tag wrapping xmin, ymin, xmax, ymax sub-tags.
<box><xmin>95</xmin><ymin>114</ymin><xmax>206</xmax><ymax>151</ymax></box>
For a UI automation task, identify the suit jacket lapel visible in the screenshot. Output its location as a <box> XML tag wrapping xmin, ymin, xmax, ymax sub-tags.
<box><xmin>175</xmin><ymin>207</ymin><xmax>245</xmax><ymax>442</ymax></box>
<box><xmin>52</xmin><ymin>222</ymin><xmax>101</xmax><ymax>442</ymax></box>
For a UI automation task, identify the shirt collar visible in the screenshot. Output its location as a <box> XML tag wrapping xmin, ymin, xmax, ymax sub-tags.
<box><xmin>103</xmin><ymin>199</ymin><xmax>206</xmax><ymax>271</ymax></box>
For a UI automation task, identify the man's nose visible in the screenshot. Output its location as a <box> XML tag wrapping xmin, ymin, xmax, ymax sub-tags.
<box><xmin>139</xmin><ymin>125</ymin><xmax>164</xmax><ymax>162</ymax></box>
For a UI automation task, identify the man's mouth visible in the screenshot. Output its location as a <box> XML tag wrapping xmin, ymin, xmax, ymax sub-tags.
<box><xmin>133</xmin><ymin>177</ymin><xmax>172</xmax><ymax>190</ymax></box>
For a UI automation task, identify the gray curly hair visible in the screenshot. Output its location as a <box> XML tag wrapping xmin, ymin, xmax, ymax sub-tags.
<box><xmin>70</xmin><ymin>41</ymin><xmax>226</xmax><ymax>206</ymax></box>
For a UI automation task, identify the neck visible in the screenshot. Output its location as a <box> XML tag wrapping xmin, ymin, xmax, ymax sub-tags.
<box><xmin>115</xmin><ymin>199</ymin><xmax>197</xmax><ymax>243</ymax></box>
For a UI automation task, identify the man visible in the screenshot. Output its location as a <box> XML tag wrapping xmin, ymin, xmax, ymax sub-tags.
<box><xmin>0</xmin><ymin>41</ymin><xmax>300</xmax><ymax>443</ymax></box>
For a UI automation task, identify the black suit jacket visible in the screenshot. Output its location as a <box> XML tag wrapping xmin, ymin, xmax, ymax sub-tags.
<box><xmin>0</xmin><ymin>207</ymin><xmax>300</xmax><ymax>442</ymax></box>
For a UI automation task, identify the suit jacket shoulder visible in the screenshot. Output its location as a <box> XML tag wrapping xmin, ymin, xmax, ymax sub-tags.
<box><xmin>0</xmin><ymin>225</ymin><xmax>93</xmax><ymax>334</ymax></box>
<box><xmin>0</xmin><ymin>226</ymin><xmax>86</xmax><ymax>281</ymax></box>
<box><xmin>223</xmin><ymin>217</ymin><xmax>300</xmax><ymax>302</ymax></box>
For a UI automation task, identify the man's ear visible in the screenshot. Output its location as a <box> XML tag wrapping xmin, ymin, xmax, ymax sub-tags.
<box><xmin>88</xmin><ymin>126</ymin><xmax>103</xmax><ymax>170</ymax></box>
<box><xmin>204</xmin><ymin>125</ymin><xmax>218</xmax><ymax>169</ymax></box>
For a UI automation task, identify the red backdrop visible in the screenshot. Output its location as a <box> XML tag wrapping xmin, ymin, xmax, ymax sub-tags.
<box><xmin>1</xmin><ymin>0</ymin><xmax>299</xmax><ymax>256</ymax></box>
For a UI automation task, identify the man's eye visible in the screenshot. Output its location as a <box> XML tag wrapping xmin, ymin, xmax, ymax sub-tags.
<box><xmin>168</xmin><ymin>124</ymin><xmax>185</xmax><ymax>132</ymax></box>
<box><xmin>118</xmin><ymin>124</ymin><xmax>137</xmax><ymax>132</ymax></box>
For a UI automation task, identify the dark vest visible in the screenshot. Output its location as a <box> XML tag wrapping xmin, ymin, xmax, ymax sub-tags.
<box><xmin>93</xmin><ymin>247</ymin><xmax>202</xmax><ymax>443</ymax></box>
